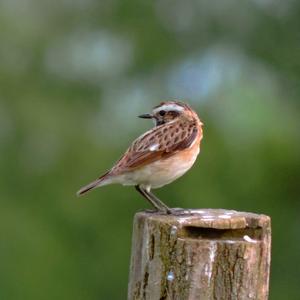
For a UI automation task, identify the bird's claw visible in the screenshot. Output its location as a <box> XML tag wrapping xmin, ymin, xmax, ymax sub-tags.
<box><xmin>166</xmin><ymin>208</ymin><xmax>190</xmax><ymax>216</ymax></box>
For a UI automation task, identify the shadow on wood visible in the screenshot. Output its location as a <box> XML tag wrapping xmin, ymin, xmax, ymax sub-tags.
<box><xmin>128</xmin><ymin>209</ymin><xmax>271</xmax><ymax>300</ymax></box>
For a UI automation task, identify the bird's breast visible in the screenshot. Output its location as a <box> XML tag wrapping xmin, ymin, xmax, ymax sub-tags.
<box><xmin>115</xmin><ymin>139</ymin><xmax>201</xmax><ymax>189</ymax></box>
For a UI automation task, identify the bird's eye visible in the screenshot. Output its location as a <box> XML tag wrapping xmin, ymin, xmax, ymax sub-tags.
<box><xmin>159</xmin><ymin>110</ymin><xmax>166</xmax><ymax>116</ymax></box>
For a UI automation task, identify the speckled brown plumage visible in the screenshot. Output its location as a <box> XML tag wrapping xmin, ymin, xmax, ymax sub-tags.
<box><xmin>110</xmin><ymin>119</ymin><xmax>201</xmax><ymax>175</ymax></box>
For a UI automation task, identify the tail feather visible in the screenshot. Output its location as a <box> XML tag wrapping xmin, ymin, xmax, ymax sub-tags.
<box><xmin>77</xmin><ymin>172</ymin><xmax>110</xmax><ymax>197</ymax></box>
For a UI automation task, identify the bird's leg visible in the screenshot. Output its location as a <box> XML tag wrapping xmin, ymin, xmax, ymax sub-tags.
<box><xmin>146</xmin><ymin>190</ymin><xmax>188</xmax><ymax>215</ymax></box>
<box><xmin>144</xmin><ymin>189</ymin><xmax>175</xmax><ymax>214</ymax></box>
<box><xmin>135</xmin><ymin>186</ymin><xmax>169</xmax><ymax>213</ymax></box>
<box><xmin>135</xmin><ymin>186</ymin><xmax>161</xmax><ymax>211</ymax></box>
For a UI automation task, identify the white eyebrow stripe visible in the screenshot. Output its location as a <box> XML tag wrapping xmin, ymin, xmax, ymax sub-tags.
<box><xmin>153</xmin><ymin>103</ymin><xmax>184</xmax><ymax>114</ymax></box>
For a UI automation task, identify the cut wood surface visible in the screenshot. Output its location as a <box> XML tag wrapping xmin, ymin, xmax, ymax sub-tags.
<box><xmin>128</xmin><ymin>209</ymin><xmax>271</xmax><ymax>300</ymax></box>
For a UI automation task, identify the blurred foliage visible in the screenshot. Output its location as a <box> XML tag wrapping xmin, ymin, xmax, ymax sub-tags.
<box><xmin>0</xmin><ymin>0</ymin><xmax>300</xmax><ymax>299</ymax></box>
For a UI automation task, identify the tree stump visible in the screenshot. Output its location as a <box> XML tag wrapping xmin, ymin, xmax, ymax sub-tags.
<box><xmin>128</xmin><ymin>209</ymin><xmax>271</xmax><ymax>300</ymax></box>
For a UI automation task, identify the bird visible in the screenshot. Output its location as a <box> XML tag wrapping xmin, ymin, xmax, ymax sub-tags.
<box><xmin>77</xmin><ymin>101</ymin><xmax>203</xmax><ymax>214</ymax></box>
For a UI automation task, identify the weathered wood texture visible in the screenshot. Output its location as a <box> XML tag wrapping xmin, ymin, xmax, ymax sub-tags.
<box><xmin>128</xmin><ymin>209</ymin><xmax>271</xmax><ymax>300</ymax></box>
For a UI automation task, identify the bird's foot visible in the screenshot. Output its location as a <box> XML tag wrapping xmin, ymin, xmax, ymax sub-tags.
<box><xmin>141</xmin><ymin>208</ymin><xmax>194</xmax><ymax>216</ymax></box>
<box><xmin>166</xmin><ymin>208</ymin><xmax>191</xmax><ymax>216</ymax></box>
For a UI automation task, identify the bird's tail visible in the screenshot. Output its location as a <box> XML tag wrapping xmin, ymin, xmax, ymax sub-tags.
<box><xmin>77</xmin><ymin>172</ymin><xmax>110</xmax><ymax>197</ymax></box>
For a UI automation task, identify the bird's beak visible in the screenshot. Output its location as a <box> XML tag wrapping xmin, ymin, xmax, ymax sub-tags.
<box><xmin>138</xmin><ymin>113</ymin><xmax>153</xmax><ymax>119</ymax></box>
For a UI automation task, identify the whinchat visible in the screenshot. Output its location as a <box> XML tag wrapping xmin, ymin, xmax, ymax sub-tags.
<box><xmin>77</xmin><ymin>101</ymin><xmax>203</xmax><ymax>214</ymax></box>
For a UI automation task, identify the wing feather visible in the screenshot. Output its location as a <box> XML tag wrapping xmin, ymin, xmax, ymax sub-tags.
<box><xmin>111</xmin><ymin>122</ymin><xmax>198</xmax><ymax>174</ymax></box>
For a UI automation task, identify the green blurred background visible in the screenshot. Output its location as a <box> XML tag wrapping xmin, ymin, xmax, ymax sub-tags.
<box><xmin>0</xmin><ymin>0</ymin><xmax>299</xmax><ymax>299</ymax></box>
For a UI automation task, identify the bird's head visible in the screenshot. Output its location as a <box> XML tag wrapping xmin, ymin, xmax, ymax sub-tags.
<box><xmin>138</xmin><ymin>101</ymin><xmax>202</xmax><ymax>126</ymax></box>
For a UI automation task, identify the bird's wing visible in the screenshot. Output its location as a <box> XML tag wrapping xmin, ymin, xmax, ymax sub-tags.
<box><xmin>110</xmin><ymin>121</ymin><xmax>199</xmax><ymax>174</ymax></box>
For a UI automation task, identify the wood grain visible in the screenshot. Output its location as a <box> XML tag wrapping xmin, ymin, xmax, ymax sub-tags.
<box><xmin>128</xmin><ymin>209</ymin><xmax>271</xmax><ymax>300</ymax></box>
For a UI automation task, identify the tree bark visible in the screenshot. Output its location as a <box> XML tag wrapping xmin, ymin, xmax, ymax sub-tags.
<box><xmin>128</xmin><ymin>209</ymin><xmax>271</xmax><ymax>300</ymax></box>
